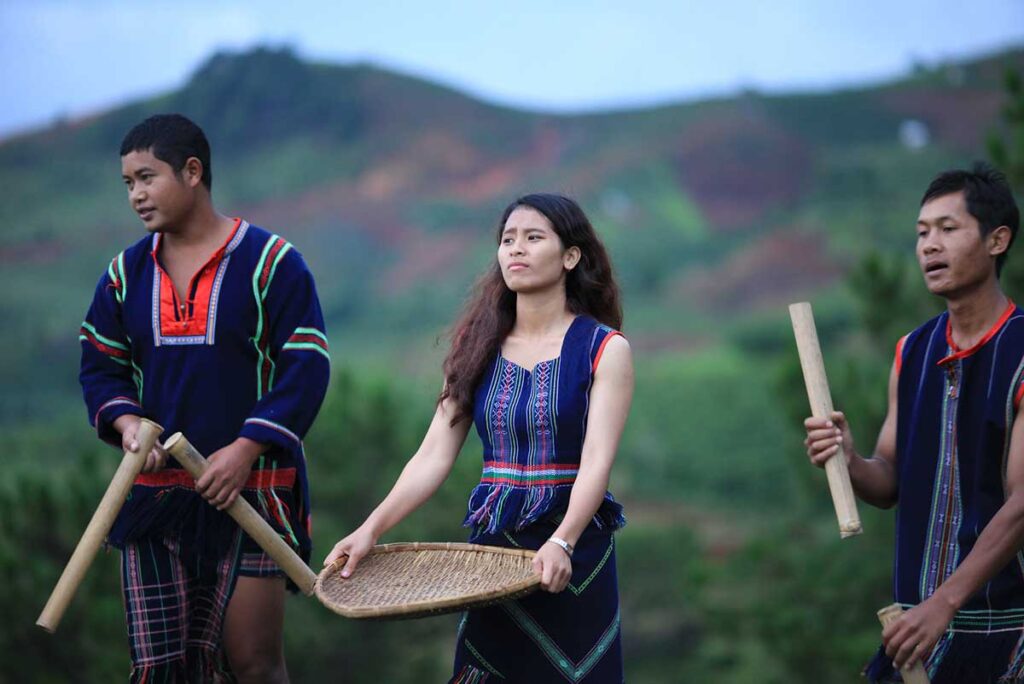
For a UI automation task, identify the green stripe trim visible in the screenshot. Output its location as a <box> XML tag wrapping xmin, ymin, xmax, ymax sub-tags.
<box><xmin>81</xmin><ymin>321</ymin><xmax>129</xmax><ymax>351</ymax></box>
<box><xmin>281</xmin><ymin>342</ymin><xmax>331</xmax><ymax>361</ymax></box>
<box><xmin>261</xmin><ymin>241</ymin><xmax>293</xmax><ymax>299</ymax></box>
<box><xmin>502</xmin><ymin>603</ymin><xmax>620</xmax><ymax>681</ymax></box>
<box><xmin>253</xmin><ymin>236</ymin><xmax>293</xmax><ymax>396</ymax></box>
<box><xmin>251</xmin><ymin>238</ymin><xmax>278</xmax><ymax>399</ymax></box>
<box><xmin>576</xmin><ymin>611</ymin><xmax>621</xmax><ymax>679</ymax></box>
<box><xmin>131</xmin><ymin>358</ymin><xmax>144</xmax><ymax>396</ymax></box>
<box><xmin>263</xmin><ymin>244</ymin><xmax>289</xmax><ymax>389</ymax></box>
<box><xmin>270</xmin><ymin>489</ymin><xmax>299</xmax><ymax>547</ymax></box>
<box><xmin>117</xmin><ymin>252</ymin><xmax>126</xmax><ymax>298</ymax></box>
<box><xmin>79</xmin><ymin>335</ymin><xmax>131</xmax><ymax>366</ymax></box>
<box><xmin>897</xmin><ymin>602</ymin><xmax>1024</xmax><ymax>629</ymax></box>
<box><xmin>463</xmin><ymin>639</ymin><xmax>504</xmax><ymax>679</ymax></box>
<box><xmin>482</xmin><ymin>472</ymin><xmax>577</xmax><ymax>483</ymax></box>
<box><xmin>293</xmin><ymin>327</ymin><xmax>328</xmax><ymax>344</ymax></box>
<box><xmin>568</xmin><ymin>537</ymin><xmax>614</xmax><ymax>596</ymax></box>
<box><xmin>106</xmin><ymin>254</ymin><xmax>124</xmax><ymax>304</ymax></box>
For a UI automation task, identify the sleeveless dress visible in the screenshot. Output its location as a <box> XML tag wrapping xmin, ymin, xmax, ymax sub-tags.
<box><xmin>450</xmin><ymin>315</ymin><xmax>627</xmax><ymax>684</ymax></box>
<box><xmin>865</xmin><ymin>302</ymin><xmax>1024</xmax><ymax>683</ymax></box>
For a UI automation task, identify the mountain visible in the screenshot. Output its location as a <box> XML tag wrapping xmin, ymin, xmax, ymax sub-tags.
<box><xmin>2</xmin><ymin>45</ymin><xmax>1022</xmax><ymax>421</ymax></box>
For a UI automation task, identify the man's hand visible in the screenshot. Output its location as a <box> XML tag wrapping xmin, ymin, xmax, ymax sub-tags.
<box><xmin>113</xmin><ymin>414</ymin><xmax>166</xmax><ymax>472</ymax></box>
<box><xmin>882</xmin><ymin>595</ymin><xmax>955</xmax><ymax>671</ymax></box>
<box><xmin>195</xmin><ymin>437</ymin><xmax>264</xmax><ymax>510</ymax></box>
<box><xmin>804</xmin><ymin>410</ymin><xmax>854</xmax><ymax>467</ymax></box>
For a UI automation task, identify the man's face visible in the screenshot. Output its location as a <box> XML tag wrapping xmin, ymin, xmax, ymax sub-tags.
<box><xmin>120</xmin><ymin>149</ymin><xmax>195</xmax><ymax>233</ymax></box>
<box><xmin>916</xmin><ymin>191</ymin><xmax>1000</xmax><ymax>298</ymax></box>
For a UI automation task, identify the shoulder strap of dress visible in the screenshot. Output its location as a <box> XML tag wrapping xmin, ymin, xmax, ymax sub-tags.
<box><xmin>588</xmin><ymin>319</ymin><xmax>624</xmax><ymax>373</ymax></box>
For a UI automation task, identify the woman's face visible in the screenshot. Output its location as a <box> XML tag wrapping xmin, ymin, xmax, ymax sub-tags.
<box><xmin>497</xmin><ymin>206</ymin><xmax>580</xmax><ymax>293</ymax></box>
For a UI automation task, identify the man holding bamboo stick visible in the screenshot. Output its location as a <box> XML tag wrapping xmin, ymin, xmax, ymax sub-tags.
<box><xmin>804</xmin><ymin>163</ymin><xmax>1024</xmax><ymax>683</ymax></box>
<box><xmin>79</xmin><ymin>114</ymin><xmax>330</xmax><ymax>683</ymax></box>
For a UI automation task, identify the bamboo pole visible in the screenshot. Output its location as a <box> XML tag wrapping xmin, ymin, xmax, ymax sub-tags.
<box><xmin>877</xmin><ymin>604</ymin><xmax>931</xmax><ymax>684</ymax></box>
<box><xmin>163</xmin><ymin>433</ymin><xmax>317</xmax><ymax>595</ymax></box>
<box><xmin>37</xmin><ymin>418</ymin><xmax>164</xmax><ymax>632</ymax></box>
<box><xmin>789</xmin><ymin>302</ymin><xmax>863</xmax><ymax>538</ymax></box>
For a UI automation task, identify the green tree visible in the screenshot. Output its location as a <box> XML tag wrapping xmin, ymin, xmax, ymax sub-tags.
<box><xmin>990</xmin><ymin>68</ymin><xmax>1024</xmax><ymax>299</ymax></box>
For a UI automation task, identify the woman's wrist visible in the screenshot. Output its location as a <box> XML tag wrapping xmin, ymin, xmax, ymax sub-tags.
<box><xmin>546</xmin><ymin>536</ymin><xmax>574</xmax><ymax>558</ymax></box>
<box><xmin>362</xmin><ymin>517</ymin><xmax>384</xmax><ymax>541</ymax></box>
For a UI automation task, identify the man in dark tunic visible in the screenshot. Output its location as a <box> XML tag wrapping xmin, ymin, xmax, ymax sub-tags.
<box><xmin>804</xmin><ymin>164</ymin><xmax>1024</xmax><ymax>682</ymax></box>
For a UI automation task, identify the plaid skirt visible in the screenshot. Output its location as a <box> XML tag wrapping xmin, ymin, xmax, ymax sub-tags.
<box><xmin>451</xmin><ymin>518</ymin><xmax>624</xmax><ymax>683</ymax></box>
<box><xmin>121</xmin><ymin>529</ymin><xmax>284</xmax><ymax>683</ymax></box>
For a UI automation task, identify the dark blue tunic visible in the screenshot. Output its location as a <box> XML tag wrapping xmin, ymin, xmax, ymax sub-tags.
<box><xmin>79</xmin><ymin>220</ymin><xmax>330</xmax><ymax>566</ymax></box>
<box><xmin>867</xmin><ymin>302</ymin><xmax>1024</xmax><ymax>683</ymax></box>
<box><xmin>452</xmin><ymin>315</ymin><xmax>626</xmax><ymax>683</ymax></box>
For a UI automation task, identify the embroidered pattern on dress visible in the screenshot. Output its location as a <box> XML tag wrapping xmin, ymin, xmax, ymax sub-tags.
<box><xmin>920</xmin><ymin>358</ymin><xmax>963</xmax><ymax>600</ymax></box>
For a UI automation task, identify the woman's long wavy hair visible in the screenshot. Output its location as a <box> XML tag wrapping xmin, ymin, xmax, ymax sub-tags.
<box><xmin>440</xmin><ymin>193</ymin><xmax>622</xmax><ymax>425</ymax></box>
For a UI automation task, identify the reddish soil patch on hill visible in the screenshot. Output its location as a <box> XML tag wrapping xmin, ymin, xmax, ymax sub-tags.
<box><xmin>241</xmin><ymin>176</ymin><xmax>413</xmax><ymax>244</ymax></box>
<box><xmin>377</xmin><ymin>230</ymin><xmax>471</xmax><ymax>295</ymax></box>
<box><xmin>672</xmin><ymin>111</ymin><xmax>814</xmax><ymax>232</ymax></box>
<box><xmin>876</xmin><ymin>87</ymin><xmax>1004</xmax><ymax>150</ymax></box>
<box><xmin>672</xmin><ymin>230</ymin><xmax>839</xmax><ymax>313</ymax></box>
<box><xmin>447</xmin><ymin>125</ymin><xmax>566</xmax><ymax>203</ymax></box>
<box><xmin>243</xmin><ymin>123</ymin><xmax>565</xmax><ymax>242</ymax></box>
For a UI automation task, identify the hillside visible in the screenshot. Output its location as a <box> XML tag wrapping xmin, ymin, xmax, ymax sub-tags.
<box><xmin>1</xmin><ymin>45</ymin><xmax>1022</xmax><ymax>420</ymax></box>
<box><xmin>4</xmin><ymin>45</ymin><xmax>1024</xmax><ymax>683</ymax></box>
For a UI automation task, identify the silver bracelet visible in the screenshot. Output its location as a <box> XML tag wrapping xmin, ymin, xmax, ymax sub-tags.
<box><xmin>546</xmin><ymin>536</ymin><xmax>574</xmax><ymax>558</ymax></box>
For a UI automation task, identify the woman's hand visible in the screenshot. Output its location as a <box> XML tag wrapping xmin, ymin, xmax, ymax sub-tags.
<box><xmin>324</xmin><ymin>526</ymin><xmax>378</xmax><ymax>578</ymax></box>
<box><xmin>533</xmin><ymin>540</ymin><xmax>573</xmax><ymax>593</ymax></box>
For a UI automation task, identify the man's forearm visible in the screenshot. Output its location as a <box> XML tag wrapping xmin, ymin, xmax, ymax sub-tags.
<box><xmin>848</xmin><ymin>452</ymin><xmax>899</xmax><ymax>508</ymax></box>
<box><xmin>932</xmin><ymin>493</ymin><xmax>1024</xmax><ymax>611</ymax></box>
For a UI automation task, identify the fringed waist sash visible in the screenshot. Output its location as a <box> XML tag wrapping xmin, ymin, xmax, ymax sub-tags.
<box><xmin>479</xmin><ymin>461</ymin><xmax>580</xmax><ymax>487</ymax></box>
<box><xmin>109</xmin><ymin>464</ymin><xmax>304</xmax><ymax>566</ymax></box>
<box><xmin>463</xmin><ymin>460</ymin><xmax>625</xmax><ymax>539</ymax></box>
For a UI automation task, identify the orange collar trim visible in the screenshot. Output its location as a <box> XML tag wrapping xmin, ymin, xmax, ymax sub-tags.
<box><xmin>149</xmin><ymin>217</ymin><xmax>243</xmax><ymax>261</ymax></box>
<box><xmin>938</xmin><ymin>298</ymin><xmax>1017</xmax><ymax>365</ymax></box>
<box><xmin>150</xmin><ymin>218</ymin><xmax>244</xmax><ymax>340</ymax></box>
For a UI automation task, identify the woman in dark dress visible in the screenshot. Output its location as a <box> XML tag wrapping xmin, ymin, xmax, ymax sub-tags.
<box><xmin>326</xmin><ymin>193</ymin><xmax>633</xmax><ymax>683</ymax></box>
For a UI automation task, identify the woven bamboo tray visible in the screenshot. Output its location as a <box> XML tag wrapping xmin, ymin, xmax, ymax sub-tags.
<box><xmin>315</xmin><ymin>542</ymin><xmax>540</xmax><ymax>619</ymax></box>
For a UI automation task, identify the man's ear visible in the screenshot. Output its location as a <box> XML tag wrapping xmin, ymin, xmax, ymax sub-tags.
<box><xmin>990</xmin><ymin>225</ymin><xmax>1012</xmax><ymax>257</ymax></box>
<box><xmin>182</xmin><ymin>157</ymin><xmax>204</xmax><ymax>189</ymax></box>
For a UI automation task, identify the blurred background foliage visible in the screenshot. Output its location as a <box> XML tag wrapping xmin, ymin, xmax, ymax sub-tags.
<box><xmin>1</xmin><ymin>46</ymin><xmax>1023</xmax><ymax>681</ymax></box>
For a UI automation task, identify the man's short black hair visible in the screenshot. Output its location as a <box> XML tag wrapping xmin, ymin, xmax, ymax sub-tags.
<box><xmin>921</xmin><ymin>162</ymin><xmax>1020</xmax><ymax>275</ymax></box>
<box><xmin>120</xmin><ymin>114</ymin><xmax>212</xmax><ymax>191</ymax></box>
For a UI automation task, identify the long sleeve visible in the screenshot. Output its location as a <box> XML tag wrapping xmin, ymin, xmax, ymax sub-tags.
<box><xmin>239</xmin><ymin>245</ymin><xmax>330</xmax><ymax>452</ymax></box>
<box><xmin>79</xmin><ymin>254</ymin><xmax>144</xmax><ymax>446</ymax></box>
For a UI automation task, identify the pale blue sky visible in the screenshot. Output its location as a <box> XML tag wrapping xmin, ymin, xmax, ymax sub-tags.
<box><xmin>2</xmin><ymin>0</ymin><xmax>1023</xmax><ymax>138</ymax></box>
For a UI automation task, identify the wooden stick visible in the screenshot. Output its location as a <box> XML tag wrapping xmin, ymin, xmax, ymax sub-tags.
<box><xmin>163</xmin><ymin>433</ymin><xmax>317</xmax><ymax>596</ymax></box>
<box><xmin>877</xmin><ymin>604</ymin><xmax>931</xmax><ymax>684</ymax></box>
<box><xmin>789</xmin><ymin>302</ymin><xmax>863</xmax><ymax>538</ymax></box>
<box><xmin>37</xmin><ymin>418</ymin><xmax>164</xmax><ymax>633</ymax></box>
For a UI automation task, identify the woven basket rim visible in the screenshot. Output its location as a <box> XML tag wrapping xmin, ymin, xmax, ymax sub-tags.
<box><xmin>315</xmin><ymin>542</ymin><xmax>540</xmax><ymax>619</ymax></box>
